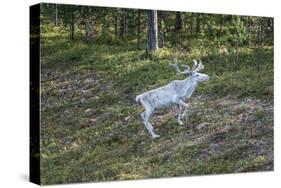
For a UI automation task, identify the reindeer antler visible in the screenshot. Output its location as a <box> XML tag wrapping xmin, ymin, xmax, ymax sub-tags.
<box><xmin>190</xmin><ymin>59</ymin><xmax>198</xmax><ymax>71</ymax></box>
<box><xmin>170</xmin><ymin>58</ymin><xmax>204</xmax><ymax>74</ymax></box>
<box><xmin>170</xmin><ymin>57</ymin><xmax>191</xmax><ymax>75</ymax></box>
<box><xmin>192</xmin><ymin>60</ymin><xmax>204</xmax><ymax>72</ymax></box>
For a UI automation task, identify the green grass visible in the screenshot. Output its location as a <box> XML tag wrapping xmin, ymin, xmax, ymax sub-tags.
<box><xmin>39</xmin><ymin>29</ymin><xmax>273</xmax><ymax>185</ymax></box>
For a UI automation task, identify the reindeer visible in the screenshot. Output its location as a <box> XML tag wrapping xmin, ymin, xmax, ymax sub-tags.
<box><xmin>136</xmin><ymin>58</ymin><xmax>209</xmax><ymax>138</ymax></box>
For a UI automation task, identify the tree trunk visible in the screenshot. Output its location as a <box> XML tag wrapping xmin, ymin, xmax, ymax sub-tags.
<box><xmin>235</xmin><ymin>43</ymin><xmax>240</xmax><ymax>65</ymax></box>
<box><xmin>85</xmin><ymin>7</ymin><xmax>93</xmax><ymax>41</ymax></box>
<box><xmin>259</xmin><ymin>18</ymin><xmax>265</xmax><ymax>48</ymax></box>
<box><xmin>70</xmin><ymin>6</ymin><xmax>74</xmax><ymax>40</ymax></box>
<box><xmin>190</xmin><ymin>13</ymin><xmax>193</xmax><ymax>35</ymax></box>
<box><xmin>247</xmin><ymin>17</ymin><xmax>251</xmax><ymax>47</ymax></box>
<box><xmin>158</xmin><ymin>11</ymin><xmax>166</xmax><ymax>48</ymax></box>
<box><xmin>147</xmin><ymin>10</ymin><xmax>158</xmax><ymax>52</ymax></box>
<box><xmin>256</xmin><ymin>18</ymin><xmax>265</xmax><ymax>72</ymax></box>
<box><xmin>124</xmin><ymin>16</ymin><xmax>127</xmax><ymax>36</ymax></box>
<box><xmin>115</xmin><ymin>15</ymin><xmax>118</xmax><ymax>39</ymax></box>
<box><xmin>137</xmin><ymin>10</ymin><xmax>141</xmax><ymax>49</ymax></box>
<box><xmin>55</xmin><ymin>4</ymin><xmax>58</xmax><ymax>26</ymax></box>
<box><xmin>175</xmin><ymin>12</ymin><xmax>183</xmax><ymax>32</ymax></box>
<box><xmin>119</xmin><ymin>15</ymin><xmax>125</xmax><ymax>37</ymax></box>
<box><xmin>268</xmin><ymin>18</ymin><xmax>274</xmax><ymax>44</ymax></box>
<box><xmin>196</xmin><ymin>14</ymin><xmax>201</xmax><ymax>34</ymax></box>
<box><xmin>219</xmin><ymin>15</ymin><xmax>223</xmax><ymax>36</ymax></box>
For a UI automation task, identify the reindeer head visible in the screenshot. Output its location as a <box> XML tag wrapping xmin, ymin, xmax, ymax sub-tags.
<box><xmin>170</xmin><ymin>58</ymin><xmax>209</xmax><ymax>82</ymax></box>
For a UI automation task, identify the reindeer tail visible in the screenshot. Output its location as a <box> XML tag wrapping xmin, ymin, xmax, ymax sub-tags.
<box><xmin>136</xmin><ymin>95</ymin><xmax>142</xmax><ymax>103</ymax></box>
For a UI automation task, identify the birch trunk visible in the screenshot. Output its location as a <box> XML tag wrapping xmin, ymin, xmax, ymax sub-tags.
<box><xmin>86</xmin><ymin>7</ymin><xmax>93</xmax><ymax>41</ymax></box>
<box><xmin>147</xmin><ymin>10</ymin><xmax>158</xmax><ymax>52</ymax></box>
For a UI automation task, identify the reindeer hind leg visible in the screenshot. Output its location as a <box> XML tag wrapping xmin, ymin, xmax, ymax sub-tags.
<box><xmin>142</xmin><ymin>107</ymin><xmax>159</xmax><ymax>138</ymax></box>
<box><xmin>141</xmin><ymin>112</ymin><xmax>152</xmax><ymax>133</ymax></box>
<box><xmin>141</xmin><ymin>112</ymin><xmax>146</xmax><ymax>121</ymax></box>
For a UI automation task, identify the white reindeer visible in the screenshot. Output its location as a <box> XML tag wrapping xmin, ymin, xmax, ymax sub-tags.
<box><xmin>136</xmin><ymin>58</ymin><xmax>209</xmax><ymax>138</ymax></box>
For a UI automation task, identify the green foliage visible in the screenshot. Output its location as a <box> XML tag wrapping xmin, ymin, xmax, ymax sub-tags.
<box><xmin>231</xmin><ymin>16</ymin><xmax>247</xmax><ymax>46</ymax></box>
<box><xmin>199</xmin><ymin>64</ymin><xmax>273</xmax><ymax>98</ymax></box>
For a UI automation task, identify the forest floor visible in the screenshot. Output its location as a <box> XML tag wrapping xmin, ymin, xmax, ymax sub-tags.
<box><xmin>39</xmin><ymin>37</ymin><xmax>273</xmax><ymax>185</ymax></box>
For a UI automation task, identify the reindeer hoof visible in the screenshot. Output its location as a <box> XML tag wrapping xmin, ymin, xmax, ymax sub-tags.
<box><xmin>152</xmin><ymin>134</ymin><xmax>160</xmax><ymax>139</ymax></box>
<box><xmin>178</xmin><ymin>121</ymin><xmax>184</xmax><ymax>125</ymax></box>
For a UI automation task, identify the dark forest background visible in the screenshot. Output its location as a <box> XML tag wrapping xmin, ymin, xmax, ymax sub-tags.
<box><xmin>41</xmin><ymin>4</ymin><xmax>273</xmax><ymax>55</ymax></box>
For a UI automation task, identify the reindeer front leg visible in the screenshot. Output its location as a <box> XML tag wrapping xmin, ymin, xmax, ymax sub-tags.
<box><xmin>179</xmin><ymin>100</ymin><xmax>189</xmax><ymax>120</ymax></box>
<box><xmin>176</xmin><ymin>103</ymin><xmax>184</xmax><ymax>125</ymax></box>
<box><xmin>173</xmin><ymin>96</ymin><xmax>185</xmax><ymax>126</ymax></box>
<box><xmin>175</xmin><ymin>100</ymin><xmax>189</xmax><ymax>125</ymax></box>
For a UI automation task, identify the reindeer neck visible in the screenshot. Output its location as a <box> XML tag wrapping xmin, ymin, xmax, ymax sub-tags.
<box><xmin>184</xmin><ymin>76</ymin><xmax>198</xmax><ymax>86</ymax></box>
<box><xmin>182</xmin><ymin>77</ymin><xmax>199</xmax><ymax>98</ymax></box>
